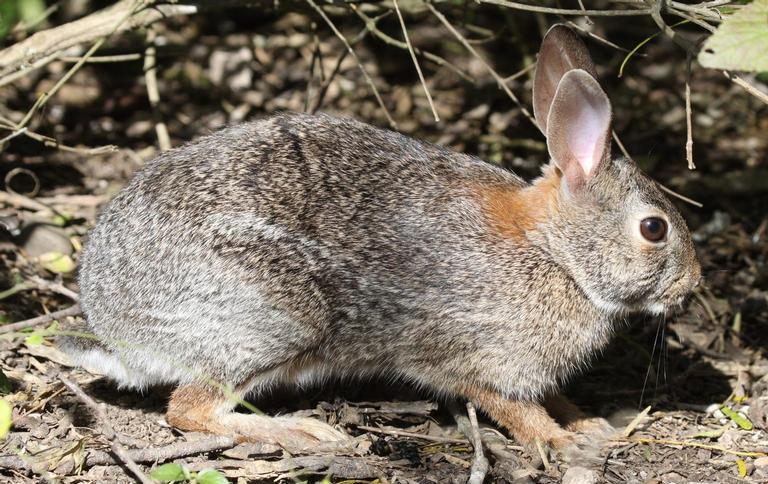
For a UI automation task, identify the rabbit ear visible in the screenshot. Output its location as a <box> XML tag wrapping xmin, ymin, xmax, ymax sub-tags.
<box><xmin>533</xmin><ymin>25</ymin><xmax>598</xmax><ymax>136</ymax></box>
<box><xmin>546</xmin><ymin>69</ymin><xmax>612</xmax><ymax>191</ymax></box>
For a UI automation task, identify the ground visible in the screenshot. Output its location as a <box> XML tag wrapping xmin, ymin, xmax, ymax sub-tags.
<box><xmin>0</xmin><ymin>5</ymin><xmax>767</xmax><ymax>484</ymax></box>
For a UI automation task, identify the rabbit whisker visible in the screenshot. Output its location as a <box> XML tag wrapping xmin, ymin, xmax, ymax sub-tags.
<box><xmin>639</xmin><ymin>316</ymin><xmax>663</xmax><ymax>408</ymax></box>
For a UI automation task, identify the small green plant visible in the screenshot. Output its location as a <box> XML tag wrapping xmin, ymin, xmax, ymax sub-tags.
<box><xmin>150</xmin><ymin>463</ymin><xmax>229</xmax><ymax>484</ymax></box>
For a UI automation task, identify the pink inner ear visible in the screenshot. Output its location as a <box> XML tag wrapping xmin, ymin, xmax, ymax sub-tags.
<box><xmin>567</xmin><ymin>106</ymin><xmax>605</xmax><ymax>176</ymax></box>
<box><xmin>545</xmin><ymin>69</ymin><xmax>612</xmax><ymax>186</ymax></box>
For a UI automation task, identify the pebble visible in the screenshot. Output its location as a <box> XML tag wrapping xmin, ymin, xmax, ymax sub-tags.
<box><xmin>562</xmin><ymin>466</ymin><xmax>599</xmax><ymax>484</ymax></box>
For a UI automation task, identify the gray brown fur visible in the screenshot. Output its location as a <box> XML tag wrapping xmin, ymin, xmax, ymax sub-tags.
<box><xmin>59</xmin><ymin>25</ymin><xmax>700</xmax><ymax>453</ymax></box>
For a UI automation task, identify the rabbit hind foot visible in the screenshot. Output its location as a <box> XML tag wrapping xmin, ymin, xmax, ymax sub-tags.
<box><xmin>166</xmin><ymin>384</ymin><xmax>353</xmax><ymax>453</ymax></box>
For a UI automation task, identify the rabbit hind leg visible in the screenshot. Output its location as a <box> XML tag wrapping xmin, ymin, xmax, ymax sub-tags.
<box><xmin>166</xmin><ymin>384</ymin><xmax>352</xmax><ymax>453</ymax></box>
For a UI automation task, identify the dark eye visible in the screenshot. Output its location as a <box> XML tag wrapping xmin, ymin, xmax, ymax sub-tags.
<box><xmin>640</xmin><ymin>217</ymin><xmax>667</xmax><ymax>242</ymax></box>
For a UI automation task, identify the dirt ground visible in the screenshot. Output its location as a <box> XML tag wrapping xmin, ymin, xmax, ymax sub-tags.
<box><xmin>1</xmin><ymin>5</ymin><xmax>767</xmax><ymax>484</ymax></box>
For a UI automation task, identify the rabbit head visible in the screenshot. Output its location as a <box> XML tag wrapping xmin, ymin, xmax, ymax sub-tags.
<box><xmin>530</xmin><ymin>25</ymin><xmax>701</xmax><ymax>316</ymax></box>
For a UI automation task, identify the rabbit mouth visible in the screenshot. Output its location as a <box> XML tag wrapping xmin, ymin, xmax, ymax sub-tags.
<box><xmin>646</xmin><ymin>294</ymin><xmax>691</xmax><ymax>316</ymax></box>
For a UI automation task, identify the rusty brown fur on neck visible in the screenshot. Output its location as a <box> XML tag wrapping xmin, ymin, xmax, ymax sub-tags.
<box><xmin>479</xmin><ymin>164</ymin><xmax>562</xmax><ymax>240</ymax></box>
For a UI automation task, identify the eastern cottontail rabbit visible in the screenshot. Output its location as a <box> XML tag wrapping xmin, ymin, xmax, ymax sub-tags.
<box><xmin>61</xmin><ymin>25</ymin><xmax>700</xmax><ymax>455</ymax></box>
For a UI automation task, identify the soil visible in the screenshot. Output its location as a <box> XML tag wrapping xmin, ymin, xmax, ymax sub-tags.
<box><xmin>1</xmin><ymin>5</ymin><xmax>767</xmax><ymax>484</ymax></box>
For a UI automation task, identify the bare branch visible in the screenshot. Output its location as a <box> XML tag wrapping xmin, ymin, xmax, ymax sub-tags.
<box><xmin>59</xmin><ymin>376</ymin><xmax>154</xmax><ymax>484</ymax></box>
<box><xmin>427</xmin><ymin>3</ymin><xmax>536</xmax><ymax>128</ymax></box>
<box><xmin>0</xmin><ymin>1</ymin><xmax>198</xmax><ymax>82</ymax></box>
<box><xmin>144</xmin><ymin>28</ymin><xmax>172</xmax><ymax>151</ymax></box>
<box><xmin>477</xmin><ymin>0</ymin><xmax>652</xmax><ymax>16</ymax></box>
<box><xmin>0</xmin><ymin>304</ymin><xmax>81</xmax><ymax>334</ymax></box>
<box><xmin>393</xmin><ymin>0</ymin><xmax>439</xmax><ymax>122</ymax></box>
<box><xmin>306</xmin><ymin>0</ymin><xmax>396</xmax><ymax>128</ymax></box>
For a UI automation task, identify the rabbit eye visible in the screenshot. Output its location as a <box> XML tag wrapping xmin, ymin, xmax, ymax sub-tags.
<box><xmin>640</xmin><ymin>217</ymin><xmax>667</xmax><ymax>242</ymax></box>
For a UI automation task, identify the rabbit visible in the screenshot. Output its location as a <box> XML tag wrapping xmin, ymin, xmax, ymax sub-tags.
<box><xmin>59</xmin><ymin>24</ymin><xmax>700</xmax><ymax>457</ymax></box>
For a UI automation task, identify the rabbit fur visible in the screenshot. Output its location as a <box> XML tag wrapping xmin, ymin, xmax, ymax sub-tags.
<box><xmin>60</xmin><ymin>25</ymin><xmax>700</xmax><ymax>455</ymax></box>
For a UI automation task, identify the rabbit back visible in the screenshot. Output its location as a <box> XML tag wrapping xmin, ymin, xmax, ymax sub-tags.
<box><xmin>73</xmin><ymin>112</ymin><xmax>541</xmax><ymax>391</ymax></box>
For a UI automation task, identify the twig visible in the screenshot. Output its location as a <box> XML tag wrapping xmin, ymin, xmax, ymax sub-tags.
<box><xmin>305</xmin><ymin>26</ymin><xmax>322</xmax><ymax>113</ymax></box>
<box><xmin>0</xmin><ymin>304</ymin><xmax>81</xmax><ymax>334</ymax></box>
<box><xmin>724</xmin><ymin>71</ymin><xmax>768</xmax><ymax>105</ymax></box>
<box><xmin>27</xmin><ymin>276</ymin><xmax>80</xmax><ymax>302</ymax></box>
<box><xmin>566</xmin><ymin>21</ymin><xmax>630</xmax><ymax>53</ymax></box>
<box><xmin>393</xmin><ymin>0</ymin><xmax>439</xmax><ymax>122</ymax></box>
<box><xmin>535</xmin><ymin>438</ymin><xmax>551</xmax><ymax>471</ymax></box>
<box><xmin>426</xmin><ymin>3</ymin><xmax>536</xmax><ymax>127</ymax></box>
<box><xmin>351</xmin><ymin>6</ymin><xmax>473</xmax><ymax>83</ymax></box>
<box><xmin>477</xmin><ymin>0</ymin><xmax>652</xmax><ymax>16</ymax></box>
<box><xmin>502</xmin><ymin>62</ymin><xmax>535</xmax><ymax>83</ymax></box>
<box><xmin>59</xmin><ymin>375</ymin><xmax>153</xmax><ymax>484</ymax></box>
<box><xmin>668</xmin><ymin>7</ymin><xmax>718</xmax><ymax>32</ymax></box>
<box><xmin>306</xmin><ymin>0</ymin><xmax>396</xmax><ymax>128</ymax></box>
<box><xmin>357</xmin><ymin>425</ymin><xmax>469</xmax><ymax>444</ymax></box>
<box><xmin>15</xmin><ymin>37</ymin><xmax>107</xmax><ymax>131</ymax></box>
<box><xmin>685</xmin><ymin>53</ymin><xmax>695</xmax><ymax>170</ymax></box>
<box><xmin>576</xmin><ymin>0</ymin><xmax>593</xmax><ymax>25</ymax></box>
<box><xmin>0</xmin><ymin>190</ymin><xmax>51</xmax><ymax>213</ymax></box>
<box><xmin>670</xmin><ymin>0</ymin><xmax>726</xmax><ymax>21</ymax></box>
<box><xmin>657</xmin><ymin>183</ymin><xmax>703</xmax><ymax>208</ymax></box>
<box><xmin>627</xmin><ymin>437</ymin><xmax>768</xmax><ymax>458</ymax></box>
<box><xmin>0</xmin><ymin>436</ymin><xmax>235</xmax><ymax>473</ymax></box>
<box><xmin>621</xmin><ymin>405</ymin><xmax>651</xmax><ymax>437</ymax></box>
<box><xmin>0</xmin><ymin>0</ymin><xmax>198</xmax><ymax>82</ymax></box>
<box><xmin>310</xmin><ymin>26</ymin><xmax>371</xmax><ymax>114</ymax></box>
<box><xmin>60</xmin><ymin>53</ymin><xmax>143</xmax><ymax>63</ymax></box>
<box><xmin>19</xmin><ymin>129</ymin><xmax>117</xmax><ymax>155</ymax></box>
<box><xmin>0</xmin><ymin>118</ymin><xmax>117</xmax><ymax>154</ymax></box>
<box><xmin>144</xmin><ymin>28</ymin><xmax>171</xmax><ymax>151</ymax></box>
<box><xmin>465</xmin><ymin>402</ymin><xmax>490</xmax><ymax>484</ymax></box>
<box><xmin>650</xmin><ymin>0</ymin><xmax>697</xmax><ymax>52</ymax></box>
<box><xmin>0</xmin><ymin>127</ymin><xmax>28</xmax><ymax>145</ymax></box>
<box><xmin>612</xmin><ymin>131</ymin><xmax>703</xmax><ymax>208</ymax></box>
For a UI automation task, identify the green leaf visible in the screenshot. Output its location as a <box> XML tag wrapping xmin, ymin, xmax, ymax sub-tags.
<box><xmin>737</xmin><ymin>458</ymin><xmax>747</xmax><ymax>478</ymax></box>
<box><xmin>24</xmin><ymin>332</ymin><xmax>44</xmax><ymax>347</ymax></box>
<box><xmin>0</xmin><ymin>1</ymin><xmax>20</xmax><ymax>39</ymax></box>
<box><xmin>38</xmin><ymin>251</ymin><xmax>76</xmax><ymax>274</ymax></box>
<box><xmin>18</xmin><ymin>0</ymin><xmax>45</xmax><ymax>26</ymax></box>
<box><xmin>0</xmin><ymin>369</ymin><xmax>11</xmax><ymax>395</ymax></box>
<box><xmin>196</xmin><ymin>469</ymin><xmax>229</xmax><ymax>484</ymax></box>
<box><xmin>0</xmin><ymin>399</ymin><xmax>12</xmax><ymax>439</ymax></box>
<box><xmin>693</xmin><ymin>425</ymin><xmax>728</xmax><ymax>439</ymax></box>
<box><xmin>150</xmin><ymin>462</ymin><xmax>188</xmax><ymax>482</ymax></box>
<box><xmin>698</xmin><ymin>0</ymin><xmax>768</xmax><ymax>72</ymax></box>
<box><xmin>721</xmin><ymin>405</ymin><xmax>754</xmax><ymax>430</ymax></box>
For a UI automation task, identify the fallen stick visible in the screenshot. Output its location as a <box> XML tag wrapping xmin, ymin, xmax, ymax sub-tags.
<box><xmin>0</xmin><ymin>435</ymin><xmax>237</xmax><ymax>473</ymax></box>
<box><xmin>465</xmin><ymin>402</ymin><xmax>490</xmax><ymax>484</ymax></box>
<box><xmin>0</xmin><ymin>304</ymin><xmax>81</xmax><ymax>334</ymax></box>
<box><xmin>0</xmin><ymin>1</ymin><xmax>199</xmax><ymax>82</ymax></box>
<box><xmin>59</xmin><ymin>376</ymin><xmax>153</xmax><ymax>484</ymax></box>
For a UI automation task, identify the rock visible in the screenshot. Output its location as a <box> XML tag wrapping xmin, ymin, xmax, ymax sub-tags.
<box><xmin>16</xmin><ymin>222</ymin><xmax>73</xmax><ymax>257</ymax></box>
<box><xmin>562</xmin><ymin>466</ymin><xmax>599</xmax><ymax>484</ymax></box>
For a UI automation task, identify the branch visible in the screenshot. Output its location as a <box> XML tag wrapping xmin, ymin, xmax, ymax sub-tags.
<box><xmin>0</xmin><ymin>1</ymin><xmax>199</xmax><ymax>82</ymax></box>
<box><xmin>393</xmin><ymin>0</ymin><xmax>439</xmax><ymax>122</ymax></box>
<box><xmin>477</xmin><ymin>0</ymin><xmax>652</xmax><ymax>16</ymax></box>
<box><xmin>59</xmin><ymin>375</ymin><xmax>154</xmax><ymax>484</ymax></box>
<box><xmin>305</xmin><ymin>0</ymin><xmax>396</xmax><ymax>128</ymax></box>
<box><xmin>0</xmin><ymin>304</ymin><xmax>81</xmax><ymax>334</ymax></box>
